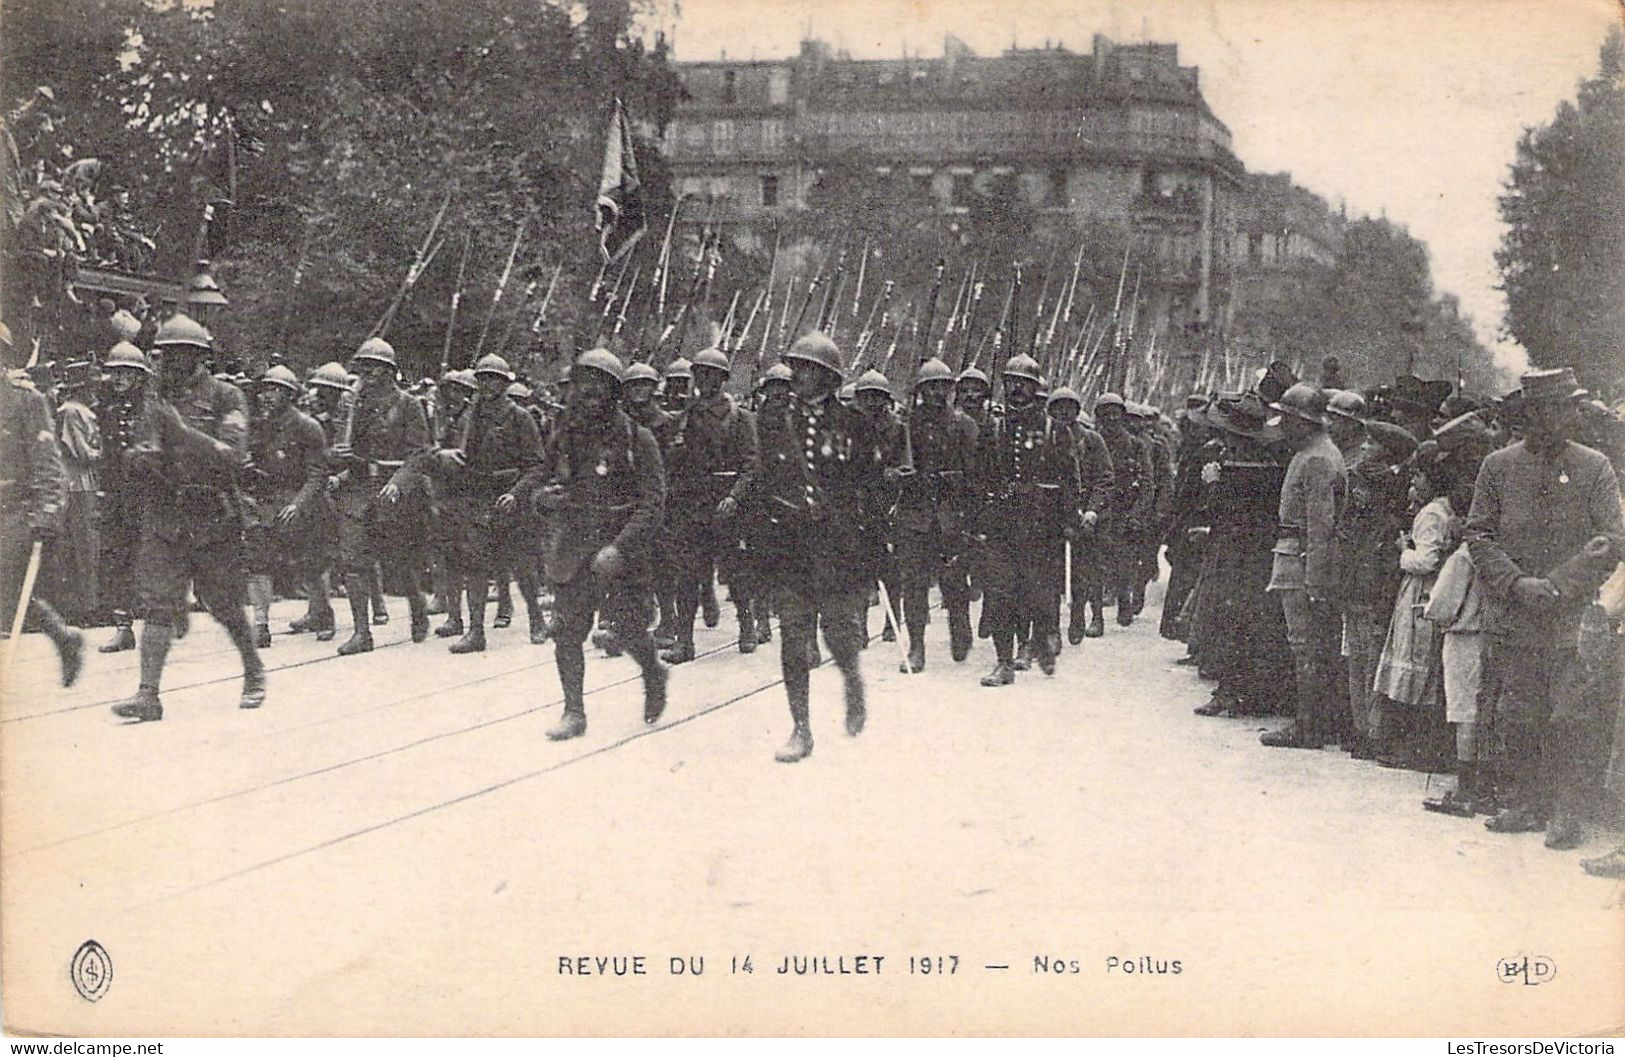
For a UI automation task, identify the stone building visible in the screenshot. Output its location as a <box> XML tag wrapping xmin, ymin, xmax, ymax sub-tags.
<box><xmin>665</xmin><ymin>34</ymin><xmax>1246</xmax><ymax>338</ymax></box>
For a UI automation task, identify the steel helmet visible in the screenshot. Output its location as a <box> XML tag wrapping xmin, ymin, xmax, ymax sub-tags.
<box><xmin>1046</xmin><ymin>386</ymin><xmax>1082</xmax><ymax>411</ymax></box>
<box><xmin>1094</xmin><ymin>391</ymin><xmax>1126</xmax><ymax>412</ymax></box>
<box><xmin>915</xmin><ymin>357</ymin><xmax>953</xmax><ymax>385</ymax></box>
<box><xmin>663</xmin><ymin>356</ymin><xmax>693</xmax><ymax>381</ymax></box>
<box><xmin>104</xmin><ymin>341</ymin><xmax>152</xmax><ymax>374</ymax></box>
<box><xmin>309</xmin><ymin>362</ymin><xmax>352</xmax><ymax>390</ymax></box>
<box><xmin>957</xmin><ymin>366</ymin><xmax>990</xmax><ymax>391</ymax></box>
<box><xmin>109</xmin><ymin>308</ymin><xmax>142</xmax><ymax>341</ymax></box>
<box><xmin>758</xmin><ymin>362</ymin><xmax>793</xmax><ymax>388</ymax></box>
<box><xmin>854</xmin><ymin>368</ymin><xmax>892</xmax><ymax>397</ymax></box>
<box><xmin>351</xmin><ymin>336</ymin><xmax>397</xmax><ymax>367</ymax></box>
<box><xmin>153</xmin><ymin>313</ymin><xmax>212</xmax><ymax>351</ymax></box>
<box><xmin>692</xmin><ymin>347</ymin><xmax>730</xmax><ymax>374</ymax></box>
<box><xmin>440</xmin><ymin>369</ymin><xmax>477</xmax><ymax>392</ymax></box>
<box><xmin>505</xmin><ymin>382</ymin><xmax>533</xmax><ymax>401</ymax></box>
<box><xmin>1127</xmin><ymin>401</ymin><xmax>1154</xmax><ymax>419</ymax></box>
<box><xmin>624</xmin><ymin>361</ymin><xmax>661</xmax><ymax>385</ymax></box>
<box><xmin>1326</xmin><ymin>389</ymin><xmax>1369</xmax><ymax>422</ymax></box>
<box><xmin>1269</xmin><ymin>383</ymin><xmax>1329</xmax><ymax>426</ymax></box>
<box><xmin>473</xmin><ymin>353</ymin><xmax>515</xmax><ymax>381</ymax></box>
<box><xmin>837</xmin><ymin>381</ymin><xmax>857</xmax><ymax>403</ymax></box>
<box><xmin>1002</xmin><ymin>353</ymin><xmax>1041</xmax><ymax>383</ymax></box>
<box><xmin>784</xmin><ymin>331</ymin><xmax>843</xmax><ymax>375</ymax></box>
<box><xmin>256</xmin><ymin>365</ymin><xmax>301</xmax><ymax>394</ymax></box>
<box><xmin>574</xmin><ymin>347</ymin><xmax>626</xmax><ymax>385</ymax></box>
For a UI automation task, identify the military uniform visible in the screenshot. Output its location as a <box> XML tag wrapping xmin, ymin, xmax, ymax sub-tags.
<box><xmin>894</xmin><ymin>366</ymin><xmax>980</xmax><ymax>668</ymax></box>
<box><xmin>971</xmin><ymin>369</ymin><xmax>1082</xmax><ymax>683</ymax></box>
<box><xmin>1048</xmin><ymin>403</ymin><xmax>1114</xmax><ymax>644</ymax></box>
<box><xmin>624</xmin><ymin>382</ymin><xmax>680</xmax><ymax>646</ymax></box>
<box><xmin>1094</xmin><ymin>399</ymin><xmax>1151</xmax><ymax>624</ymax></box>
<box><xmin>49</xmin><ymin>375</ymin><xmax>101</xmax><ymax>623</ymax></box>
<box><xmin>0</xmin><ymin>371</ymin><xmax>83</xmax><ymax>687</ymax></box>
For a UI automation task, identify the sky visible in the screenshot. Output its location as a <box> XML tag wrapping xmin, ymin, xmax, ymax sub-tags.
<box><xmin>653</xmin><ymin>0</ymin><xmax>1620</xmax><ymax>375</ymax></box>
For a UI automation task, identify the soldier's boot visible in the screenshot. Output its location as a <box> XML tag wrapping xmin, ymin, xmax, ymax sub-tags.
<box><xmin>1115</xmin><ymin>591</ymin><xmax>1135</xmax><ymax>627</ymax></box>
<box><xmin>436</xmin><ymin>574</ymin><xmax>466</xmax><ymax>637</ymax></box>
<box><xmin>622</xmin><ymin>634</ymin><xmax>668</xmax><ymax>725</ymax></box>
<box><xmin>112</xmin><ymin>686</ymin><xmax>164</xmax><ymax>723</ymax></box>
<box><xmin>240</xmin><ymin>660</ymin><xmax>267</xmax><ymax>710</ymax></box>
<box><xmin>493</xmin><ymin>579</ymin><xmax>514</xmax><ymax>629</ymax></box>
<box><xmin>101</xmin><ymin>612</ymin><xmax>136</xmax><ymax>653</ymax></box>
<box><xmin>701</xmin><ymin>579</ymin><xmax>721</xmax><ymax>629</ymax></box>
<box><xmin>1086</xmin><ymin>590</ymin><xmax>1106</xmax><ymax>638</ymax></box>
<box><xmin>775</xmin><ymin>672</ymin><xmax>814</xmax><ymax>763</ymax></box>
<box><xmin>1013</xmin><ymin>640</ymin><xmax>1033</xmax><ymax>672</ymax></box>
<box><xmin>309</xmin><ymin>577</ymin><xmax>337</xmax><ymax>641</ymax></box>
<box><xmin>736</xmin><ymin>601</ymin><xmax>756</xmax><ymax>654</ymax></box>
<box><xmin>30</xmin><ymin>600</ymin><xmax>84</xmax><ymax>688</ymax></box>
<box><xmin>660</xmin><ymin>637</ymin><xmax>695</xmax><ymax>665</ymax></box>
<box><xmin>982</xmin><ymin>631</ymin><xmax>1016</xmax><ymax>686</ymax></box>
<box><xmin>526</xmin><ymin>599</ymin><xmax>550</xmax><ymax>645</ymax></box>
<box><xmin>407</xmin><ymin>586</ymin><xmax>430</xmax><ymax>643</ymax></box>
<box><xmin>840</xmin><ymin>659</ymin><xmax>867</xmax><ymax>736</ymax></box>
<box><xmin>547</xmin><ymin>644</ymin><xmax>588</xmax><ymax>741</ymax></box>
<box><xmin>755</xmin><ymin>605</ymin><xmax>773</xmax><ymax>645</ymax></box>
<box><xmin>337</xmin><ymin>577</ymin><xmax>374</xmax><ymax>655</ymax></box>
<box><xmin>113</xmin><ymin>621</ymin><xmax>173</xmax><ymax>721</ymax></box>
<box><xmin>1067</xmin><ymin>603</ymin><xmax>1088</xmax><ymax>645</ymax></box>
<box><xmin>449</xmin><ymin>589</ymin><xmax>487</xmax><ymax>654</ymax></box>
<box><xmin>426</xmin><ymin>563</ymin><xmax>451</xmax><ymax>616</ymax></box>
<box><xmin>369</xmin><ymin>564</ymin><xmax>389</xmax><ymax>625</ymax></box>
<box><xmin>1036</xmin><ymin>632</ymin><xmax>1057</xmax><ymax>677</ymax></box>
<box><xmin>247</xmin><ymin>574</ymin><xmax>274</xmax><ymax>649</ymax></box>
<box><xmin>946</xmin><ymin>605</ymin><xmax>972</xmax><ymax>662</ymax></box>
<box><xmin>901</xmin><ymin>629</ymin><xmax>926</xmax><ymax>675</ymax></box>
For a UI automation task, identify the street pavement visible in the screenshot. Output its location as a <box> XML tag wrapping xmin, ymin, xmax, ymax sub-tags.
<box><xmin>1</xmin><ymin>586</ymin><xmax>1620</xmax><ymax>1036</ymax></box>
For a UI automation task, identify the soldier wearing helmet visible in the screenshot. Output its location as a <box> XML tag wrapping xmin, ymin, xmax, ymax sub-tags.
<box><xmin>955</xmin><ymin>367</ymin><xmax>992</xmax><ymax>425</ymax></box>
<box><xmin>501</xmin><ymin>348</ymin><xmax>669</xmax><ymax>741</ymax></box>
<box><xmin>1260</xmin><ymin>382</ymin><xmax>1348</xmax><ymax>751</ymax></box>
<box><xmin>660</xmin><ymin>347</ymin><xmax>760</xmax><ymax>664</ymax></box>
<box><xmin>848</xmin><ymin>368</ymin><xmax>908</xmax><ymax>646</ymax></box>
<box><xmin>421</xmin><ymin>353</ymin><xmax>544</xmax><ymax>652</ymax></box>
<box><xmin>1043</xmin><ymin>387</ymin><xmax>1116</xmax><ymax>646</ymax></box>
<box><xmin>1122</xmin><ymin>401</ymin><xmax>1174</xmax><ymax>622</ymax></box>
<box><xmin>967</xmin><ymin>355</ymin><xmax>1082</xmax><ymax>686</ymax></box>
<box><xmin>617</xmin><ymin>359</ymin><xmax>682</xmax><ymax>652</ymax></box>
<box><xmin>732</xmin><ymin>361</ymin><xmax>796</xmax><ymax>650</ymax></box>
<box><xmin>1092</xmin><ymin>391</ymin><xmax>1152</xmax><ymax>631</ymax></box>
<box><xmin>661</xmin><ymin>356</ymin><xmax>693</xmax><ymax>413</ymax></box>
<box><xmin>325</xmin><ymin>335</ymin><xmax>434</xmax><ymax>656</ymax></box>
<box><xmin>110</xmin><ymin>314</ymin><xmax>265</xmax><ymax>722</ymax></box>
<box><xmin>96</xmin><ymin>341</ymin><xmax>155</xmax><ymax>653</ymax></box>
<box><xmin>242</xmin><ymin>365</ymin><xmax>334</xmax><ymax>648</ymax></box>
<box><xmin>736</xmin><ymin>331</ymin><xmax>881</xmax><ymax>763</ymax></box>
<box><xmin>893</xmin><ymin>356</ymin><xmax>980</xmax><ymax>671</ymax></box>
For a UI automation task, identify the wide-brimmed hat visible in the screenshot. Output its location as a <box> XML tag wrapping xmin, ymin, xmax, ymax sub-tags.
<box><xmin>1521</xmin><ymin>366</ymin><xmax>1588</xmax><ymax>404</ymax></box>
<box><xmin>1200</xmin><ymin>391</ymin><xmax>1282</xmax><ymax>442</ymax></box>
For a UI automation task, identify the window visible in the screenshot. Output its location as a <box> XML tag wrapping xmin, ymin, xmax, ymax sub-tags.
<box><xmin>760</xmin><ymin>119</ymin><xmax>784</xmax><ymax>153</ymax></box>
<box><xmin>1248</xmin><ymin>233</ymin><xmax>1263</xmax><ymax>263</ymax></box>
<box><xmin>712</xmin><ymin>119</ymin><xmax>734</xmax><ymax>153</ymax></box>
<box><xmin>723</xmin><ymin>70</ymin><xmax>738</xmax><ymax>104</ymax></box>
<box><xmin>760</xmin><ymin>174</ymin><xmax>779</xmax><ymax>208</ymax></box>
<box><xmin>769</xmin><ymin>69</ymin><xmax>789</xmax><ymax>105</ymax></box>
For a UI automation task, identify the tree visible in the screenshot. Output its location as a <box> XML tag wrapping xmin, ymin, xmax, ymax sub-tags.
<box><xmin>1497</xmin><ymin>27</ymin><xmax>1625</xmax><ymax>394</ymax></box>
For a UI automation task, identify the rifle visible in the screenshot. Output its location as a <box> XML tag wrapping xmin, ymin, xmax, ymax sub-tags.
<box><xmin>816</xmin><ymin>250</ymin><xmax>847</xmax><ymax>334</ymax></box>
<box><xmin>440</xmin><ymin>233</ymin><xmax>473</xmax><ymax>375</ymax></box>
<box><xmin>473</xmin><ymin>222</ymin><xmax>525</xmax><ymax>359</ymax></box>
<box><xmin>783</xmin><ymin>256</ymin><xmax>823</xmax><ymax>349</ymax></box>
<box><xmin>955</xmin><ymin>278</ymin><xmax>985</xmax><ymax>372</ymax></box>
<box><xmin>938</xmin><ymin>263</ymin><xmax>971</xmax><ymax>359</ymax></box>
<box><xmin>372</xmin><ymin>190</ymin><xmax>451</xmax><ymax>339</ymax></box>
<box><xmin>916</xmin><ymin>256</ymin><xmax>946</xmax><ymax>364</ymax></box>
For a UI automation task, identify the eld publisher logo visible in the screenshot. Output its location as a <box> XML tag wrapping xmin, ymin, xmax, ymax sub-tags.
<box><xmin>1496</xmin><ymin>955</ymin><xmax>1556</xmax><ymax>986</ymax></box>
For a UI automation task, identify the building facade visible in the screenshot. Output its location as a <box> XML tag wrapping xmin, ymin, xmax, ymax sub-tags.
<box><xmin>665</xmin><ymin>34</ymin><xmax>1246</xmax><ymax>337</ymax></box>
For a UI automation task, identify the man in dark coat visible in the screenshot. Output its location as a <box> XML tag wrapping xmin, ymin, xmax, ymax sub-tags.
<box><xmin>622</xmin><ymin>360</ymin><xmax>680</xmax><ymax>649</ymax></box>
<box><xmin>735</xmin><ymin>332</ymin><xmax>883</xmax><ymax>763</ymax></box>
<box><xmin>0</xmin><ymin>362</ymin><xmax>84</xmax><ymax>687</ymax></box>
<box><xmin>893</xmin><ymin>357</ymin><xmax>980</xmax><ymax>670</ymax></box>
<box><xmin>972</xmin><ymin>354</ymin><xmax>1082</xmax><ymax>686</ymax></box>
<box><xmin>1044</xmin><ymin>388</ymin><xmax>1114</xmax><ymax>646</ymax></box>
<box><xmin>502</xmin><ymin>348</ymin><xmax>667</xmax><ymax>741</ymax></box>
<box><xmin>1094</xmin><ymin>393</ymin><xmax>1151</xmax><ymax>627</ymax></box>
<box><xmin>96</xmin><ymin>341</ymin><xmax>152</xmax><ymax>653</ymax></box>
<box><xmin>427</xmin><ymin>354</ymin><xmax>544</xmax><ymax>652</ymax></box>
<box><xmin>1468</xmin><ymin>367</ymin><xmax>1623</xmax><ymax>849</ymax></box>
<box><xmin>111</xmin><ymin>314</ymin><xmax>262</xmax><ymax>722</ymax></box>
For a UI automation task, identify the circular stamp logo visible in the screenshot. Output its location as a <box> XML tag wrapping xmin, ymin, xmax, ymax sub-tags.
<box><xmin>70</xmin><ymin>940</ymin><xmax>112</xmax><ymax>1002</ymax></box>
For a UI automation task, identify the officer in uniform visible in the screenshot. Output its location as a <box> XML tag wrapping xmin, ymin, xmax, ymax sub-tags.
<box><xmin>739</xmin><ymin>332</ymin><xmax>882</xmax><ymax>762</ymax></box>
<box><xmin>328</xmin><ymin>337</ymin><xmax>433</xmax><ymax>654</ymax></box>
<box><xmin>622</xmin><ymin>360</ymin><xmax>679</xmax><ymax>649</ymax></box>
<box><xmin>427</xmin><ymin>369</ymin><xmax>477</xmax><ymax>638</ymax></box>
<box><xmin>1</xmin><ymin>360</ymin><xmax>85</xmax><ymax>687</ymax></box>
<box><xmin>501</xmin><ymin>349</ymin><xmax>667</xmax><ymax>740</ymax></box>
<box><xmin>660</xmin><ymin>347</ymin><xmax>759</xmax><ymax>663</ymax></box>
<box><xmin>971</xmin><ymin>354</ymin><xmax>1082</xmax><ymax>686</ymax></box>
<box><xmin>97</xmin><ymin>341</ymin><xmax>152</xmax><ymax>653</ymax></box>
<box><xmin>243</xmin><ymin>365</ymin><xmax>331</xmax><ymax>647</ymax></box>
<box><xmin>851</xmin><ymin>368</ymin><xmax>908</xmax><ymax>644</ymax></box>
<box><xmin>427</xmin><ymin>354</ymin><xmax>544</xmax><ymax>652</ymax></box>
<box><xmin>111</xmin><ymin>314</ymin><xmax>263</xmax><ymax>721</ymax></box>
<box><xmin>1093</xmin><ymin>392</ymin><xmax>1151</xmax><ymax>627</ymax></box>
<box><xmin>1043</xmin><ymin>387</ymin><xmax>1115</xmax><ymax>645</ymax></box>
<box><xmin>893</xmin><ymin>356</ymin><xmax>979</xmax><ymax>671</ymax></box>
<box><xmin>737</xmin><ymin>362</ymin><xmax>795</xmax><ymax>649</ymax></box>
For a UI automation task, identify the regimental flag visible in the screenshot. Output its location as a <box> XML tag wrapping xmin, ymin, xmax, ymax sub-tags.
<box><xmin>596</xmin><ymin>98</ymin><xmax>647</xmax><ymax>265</ymax></box>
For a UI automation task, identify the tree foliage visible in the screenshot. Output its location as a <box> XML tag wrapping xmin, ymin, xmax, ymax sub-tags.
<box><xmin>1496</xmin><ymin>27</ymin><xmax>1625</xmax><ymax>394</ymax></box>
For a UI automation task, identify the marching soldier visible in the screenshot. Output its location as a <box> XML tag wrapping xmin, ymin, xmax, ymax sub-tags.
<box><xmin>1093</xmin><ymin>392</ymin><xmax>1151</xmax><ymax>627</ymax></box>
<box><xmin>1</xmin><ymin>359</ymin><xmax>85</xmax><ymax>687</ymax></box>
<box><xmin>955</xmin><ymin>366</ymin><xmax>993</xmax><ymax>425</ymax></box>
<box><xmin>852</xmin><ymin>368</ymin><xmax>908</xmax><ymax>643</ymax></box>
<box><xmin>243</xmin><ymin>365</ymin><xmax>332</xmax><ymax>647</ymax></box>
<box><xmin>736</xmin><ymin>362</ymin><xmax>795</xmax><ymax>649</ymax></box>
<box><xmin>622</xmin><ymin>360</ymin><xmax>679</xmax><ymax>649</ymax></box>
<box><xmin>660</xmin><ymin>347</ymin><xmax>758</xmax><ymax>663</ymax></box>
<box><xmin>500</xmin><ymin>348</ymin><xmax>667</xmax><ymax>741</ymax></box>
<box><xmin>428</xmin><ymin>369</ymin><xmax>478</xmax><ymax>639</ymax></box>
<box><xmin>327</xmin><ymin>337</ymin><xmax>433</xmax><ymax>655</ymax></box>
<box><xmin>427</xmin><ymin>354</ymin><xmax>544</xmax><ymax>652</ymax></box>
<box><xmin>1043</xmin><ymin>387</ymin><xmax>1115</xmax><ymax>645</ymax></box>
<box><xmin>111</xmin><ymin>314</ymin><xmax>262</xmax><ymax>721</ymax></box>
<box><xmin>739</xmin><ymin>332</ymin><xmax>883</xmax><ymax>762</ymax></box>
<box><xmin>96</xmin><ymin>341</ymin><xmax>152</xmax><ymax>653</ymax></box>
<box><xmin>971</xmin><ymin>354</ymin><xmax>1082</xmax><ymax>686</ymax></box>
<box><xmin>662</xmin><ymin>357</ymin><xmax>693</xmax><ymax>413</ymax></box>
<box><xmin>893</xmin><ymin>357</ymin><xmax>979</xmax><ymax>671</ymax></box>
